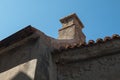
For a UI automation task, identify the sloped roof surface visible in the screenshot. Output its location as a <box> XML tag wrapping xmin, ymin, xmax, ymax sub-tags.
<box><xmin>0</xmin><ymin>25</ymin><xmax>38</xmax><ymax>49</ymax></box>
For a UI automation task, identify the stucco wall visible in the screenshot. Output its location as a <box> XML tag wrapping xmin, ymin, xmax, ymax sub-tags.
<box><xmin>57</xmin><ymin>51</ymin><xmax>120</xmax><ymax>80</ymax></box>
<box><xmin>0</xmin><ymin>39</ymin><xmax>38</xmax><ymax>80</ymax></box>
<box><xmin>0</xmin><ymin>35</ymin><xmax>56</xmax><ymax>80</ymax></box>
<box><xmin>52</xmin><ymin>39</ymin><xmax>120</xmax><ymax>80</ymax></box>
<box><xmin>0</xmin><ymin>26</ymin><xmax>119</xmax><ymax>80</ymax></box>
<box><xmin>56</xmin><ymin>45</ymin><xmax>120</xmax><ymax>80</ymax></box>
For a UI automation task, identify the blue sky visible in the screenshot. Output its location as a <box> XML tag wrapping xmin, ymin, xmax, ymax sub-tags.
<box><xmin>0</xmin><ymin>0</ymin><xmax>120</xmax><ymax>41</ymax></box>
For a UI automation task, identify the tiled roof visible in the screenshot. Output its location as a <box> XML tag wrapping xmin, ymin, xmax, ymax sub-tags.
<box><xmin>0</xmin><ymin>25</ymin><xmax>119</xmax><ymax>55</ymax></box>
<box><xmin>52</xmin><ymin>34</ymin><xmax>120</xmax><ymax>64</ymax></box>
<box><xmin>52</xmin><ymin>34</ymin><xmax>120</xmax><ymax>53</ymax></box>
<box><xmin>0</xmin><ymin>25</ymin><xmax>38</xmax><ymax>49</ymax></box>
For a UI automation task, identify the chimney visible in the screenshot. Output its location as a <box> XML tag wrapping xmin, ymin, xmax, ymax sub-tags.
<box><xmin>58</xmin><ymin>13</ymin><xmax>86</xmax><ymax>43</ymax></box>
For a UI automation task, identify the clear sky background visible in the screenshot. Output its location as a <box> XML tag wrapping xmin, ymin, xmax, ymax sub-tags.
<box><xmin>0</xmin><ymin>0</ymin><xmax>120</xmax><ymax>41</ymax></box>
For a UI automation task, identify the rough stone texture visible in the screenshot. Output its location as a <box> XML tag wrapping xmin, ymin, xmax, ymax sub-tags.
<box><xmin>58</xmin><ymin>13</ymin><xmax>86</xmax><ymax>44</ymax></box>
<box><xmin>0</xmin><ymin>14</ymin><xmax>120</xmax><ymax>80</ymax></box>
<box><xmin>58</xmin><ymin>26</ymin><xmax>75</xmax><ymax>39</ymax></box>
<box><xmin>53</xmin><ymin>39</ymin><xmax>120</xmax><ymax>63</ymax></box>
<box><xmin>0</xmin><ymin>30</ymin><xmax>56</xmax><ymax>80</ymax></box>
<box><xmin>57</xmin><ymin>52</ymin><xmax>120</xmax><ymax>80</ymax></box>
<box><xmin>53</xmin><ymin>39</ymin><xmax>120</xmax><ymax>80</ymax></box>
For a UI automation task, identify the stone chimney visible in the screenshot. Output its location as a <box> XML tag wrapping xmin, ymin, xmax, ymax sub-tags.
<box><xmin>58</xmin><ymin>13</ymin><xmax>86</xmax><ymax>43</ymax></box>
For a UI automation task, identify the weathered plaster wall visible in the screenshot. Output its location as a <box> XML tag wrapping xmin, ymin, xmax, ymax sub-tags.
<box><xmin>54</xmin><ymin>39</ymin><xmax>120</xmax><ymax>80</ymax></box>
<box><xmin>0</xmin><ymin>26</ymin><xmax>119</xmax><ymax>80</ymax></box>
<box><xmin>0</xmin><ymin>34</ymin><xmax>56</xmax><ymax>80</ymax></box>
<box><xmin>0</xmin><ymin>39</ymin><xmax>38</xmax><ymax>80</ymax></box>
<box><xmin>57</xmin><ymin>52</ymin><xmax>120</xmax><ymax>80</ymax></box>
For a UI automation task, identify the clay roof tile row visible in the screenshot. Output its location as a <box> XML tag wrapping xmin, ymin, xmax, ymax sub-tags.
<box><xmin>53</xmin><ymin>34</ymin><xmax>120</xmax><ymax>53</ymax></box>
<box><xmin>0</xmin><ymin>26</ymin><xmax>119</xmax><ymax>54</ymax></box>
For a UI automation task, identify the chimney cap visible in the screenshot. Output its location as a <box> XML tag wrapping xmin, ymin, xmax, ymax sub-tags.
<box><xmin>60</xmin><ymin>13</ymin><xmax>84</xmax><ymax>28</ymax></box>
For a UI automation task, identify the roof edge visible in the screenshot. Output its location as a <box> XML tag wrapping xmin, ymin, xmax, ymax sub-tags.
<box><xmin>0</xmin><ymin>33</ymin><xmax>40</xmax><ymax>54</ymax></box>
<box><xmin>52</xmin><ymin>39</ymin><xmax>120</xmax><ymax>64</ymax></box>
<box><xmin>0</xmin><ymin>25</ymin><xmax>42</xmax><ymax>53</ymax></box>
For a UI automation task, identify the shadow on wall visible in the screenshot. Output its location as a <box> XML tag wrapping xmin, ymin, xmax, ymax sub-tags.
<box><xmin>11</xmin><ymin>72</ymin><xmax>32</xmax><ymax>80</ymax></box>
<box><xmin>0</xmin><ymin>38</ymin><xmax>51</xmax><ymax>80</ymax></box>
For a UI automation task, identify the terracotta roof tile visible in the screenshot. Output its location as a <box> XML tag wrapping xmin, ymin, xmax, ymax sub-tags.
<box><xmin>96</xmin><ymin>38</ymin><xmax>104</xmax><ymax>43</ymax></box>
<box><xmin>112</xmin><ymin>34</ymin><xmax>120</xmax><ymax>39</ymax></box>
<box><xmin>104</xmin><ymin>36</ymin><xmax>111</xmax><ymax>42</ymax></box>
<box><xmin>53</xmin><ymin>34</ymin><xmax>120</xmax><ymax>53</ymax></box>
<box><xmin>1</xmin><ymin>25</ymin><xmax>119</xmax><ymax>55</ymax></box>
<box><xmin>88</xmin><ymin>40</ymin><xmax>95</xmax><ymax>45</ymax></box>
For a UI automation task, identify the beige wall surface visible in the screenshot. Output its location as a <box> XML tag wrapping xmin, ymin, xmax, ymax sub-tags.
<box><xmin>0</xmin><ymin>59</ymin><xmax>37</xmax><ymax>80</ymax></box>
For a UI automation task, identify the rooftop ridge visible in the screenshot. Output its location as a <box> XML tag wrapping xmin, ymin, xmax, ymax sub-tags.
<box><xmin>52</xmin><ymin>34</ymin><xmax>120</xmax><ymax>64</ymax></box>
<box><xmin>52</xmin><ymin>34</ymin><xmax>120</xmax><ymax>53</ymax></box>
<box><xmin>0</xmin><ymin>25</ymin><xmax>39</xmax><ymax>49</ymax></box>
<box><xmin>0</xmin><ymin>25</ymin><xmax>119</xmax><ymax>54</ymax></box>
